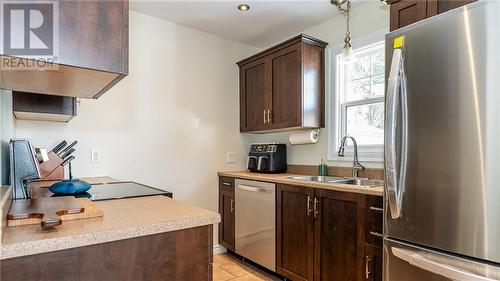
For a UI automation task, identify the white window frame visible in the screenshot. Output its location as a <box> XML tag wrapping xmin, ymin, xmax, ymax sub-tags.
<box><xmin>327</xmin><ymin>29</ymin><xmax>388</xmax><ymax>163</ymax></box>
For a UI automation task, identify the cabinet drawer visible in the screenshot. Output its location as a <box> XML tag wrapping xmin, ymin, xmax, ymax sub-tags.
<box><xmin>366</xmin><ymin>219</ymin><xmax>383</xmax><ymax>248</ymax></box>
<box><xmin>365</xmin><ymin>196</ymin><xmax>383</xmax><ymax>248</ymax></box>
<box><xmin>219</xmin><ymin>177</ymin><xmax>235</xmax><ymax>192</ymax></box>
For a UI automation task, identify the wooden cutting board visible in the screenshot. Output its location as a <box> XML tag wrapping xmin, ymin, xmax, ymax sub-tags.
<box><xmin>8</xmin><ymin>196</ymin><xmax>84</xmax><ymax>228</ymax></box>
<box><xmin>8</xmin><ymin>198</ymin><xmax>103</xmax><ymax>227</ymax></box>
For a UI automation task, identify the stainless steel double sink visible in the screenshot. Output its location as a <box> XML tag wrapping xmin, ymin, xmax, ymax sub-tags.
<box><xmin>287</xmin><ymin>175</ymin><xmax>384</xmax><ymax>188</ymax></box>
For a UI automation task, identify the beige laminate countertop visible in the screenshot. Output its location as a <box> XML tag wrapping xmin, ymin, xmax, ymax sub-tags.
<box><xmin>218</xmin><ymin>171</ymin><xmax>384</xmax><ymax>197</ymax></box>
<box><xmin>1</xmin><ymin>184</ymin><xmax>220</xmax><ymax>260</ymax></box>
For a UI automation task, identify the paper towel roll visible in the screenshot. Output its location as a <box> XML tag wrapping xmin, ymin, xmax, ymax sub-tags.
<box><xmin>289</xmin><ymin>129</ymin><xmax>320</xmax><ymax>145</ymax></box>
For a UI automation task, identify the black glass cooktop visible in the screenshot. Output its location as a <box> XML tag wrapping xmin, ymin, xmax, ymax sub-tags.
<box><xmin>73</xmin><ymin>182</ymin><xmax>172</xmax><ymax>201</ymax></box>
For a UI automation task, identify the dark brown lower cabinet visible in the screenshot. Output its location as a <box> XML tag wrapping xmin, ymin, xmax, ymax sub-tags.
<box><xmin>218</xmin><ymin>177</ymin><xmax>235</xmax><ymax>251</ymax></box>
<box><xmin>276</xmin><ymin>184</ymin><xmax>315</xmax><ymax>281</ymax></box>
<box><xmin>219</xmin><ymin>178</ymin><xmax>383</xmax><ymax>281</ymax></box>
<box><xmin>364</xmin><ymin>196</ymin><xmax>383</xmax><ymax>281</ymax></box>
<box><xmin>364</xmin><ymin>244</ymin><xmax>383</xmax><ymax>281</ymax></box>
<box><xmin>313</xmin><ymin>189</ymin><xmax>365</xmax><ymax>281</ymax></box>
<box><xmin>1</xmin><ymin>225</ymin><xmax>213</xmax><ymax>281</ymax></box>
<box><xmin>277</xmin><ymin>184</ymin><xmax>382</xmax><ymax>281</ymax></box>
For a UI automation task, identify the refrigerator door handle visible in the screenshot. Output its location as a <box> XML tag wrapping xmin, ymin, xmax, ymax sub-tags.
<box><xmin>385</xmin><ymin>48</ymin><xmax>408</xmax><ymax>219</ymax></box>
<box><xmin>392</xmin><ymin>247</ymin><xmax>499</xmax><ymax>281</ymax></box>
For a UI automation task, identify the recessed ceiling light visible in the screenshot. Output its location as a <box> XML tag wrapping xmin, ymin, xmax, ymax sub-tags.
<box><xmin>237</xmin><ymin>4</ymin><xmax>250</xmax><ymax>12</ymax></box>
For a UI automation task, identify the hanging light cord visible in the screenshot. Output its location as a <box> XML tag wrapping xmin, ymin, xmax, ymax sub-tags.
<box><xmin>344</xmin><ymin>2</ymin><xmax>351</xmax><ymax>49</ymax></box>
<box><xmin>331</xmin><ymin>0</ymin><xmax>352</xmax><ymax>49</ymax></box>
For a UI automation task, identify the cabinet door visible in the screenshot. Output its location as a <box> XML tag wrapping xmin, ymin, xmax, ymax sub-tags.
<box><xmin>58</xmin><ymin>0</ymin><xmax>128</xmax><ymax>74</ymax></box>
<box><xmin>364</xmin><ymin>244</ymin><xmax>382</xmax><ymax>281</ymax></box>
<box><xmin>314</xmin><ymin>189</ymin><xmax>365</xmax><ymax>281</ymax></box>
<box><xmin>218</xmin><ymin>178</ymin><xmax>235</xmax><ymax>251</ymax></box>
<box><xmin>276</xmin><ymin>184</ymin><xmax>314</xmax><ymax>281</ymax></box>
<box><xmin>269</xmin><ymin>44</ymin><xmax>302</xmax><ymax>129</ymax></box>
<box><xmin>427</xmin><ymin>0</ymin><xmax>477</xmax><ymax>16</ymax></box>
<box><xmin>390</xmin><ymin>0</ymin><xmax>428</xmax><ymax>31</ymax></box>
<box><xmin>240</xmin><ymin>59</ymin><xmax>269</xmax><ymax>132</ymax></box>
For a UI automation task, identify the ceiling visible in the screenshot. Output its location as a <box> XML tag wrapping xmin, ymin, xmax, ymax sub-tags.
<box><xmin>130</xmin><ymin>0</ymin><xmax>364</xmax><ymax>48</ymax></box>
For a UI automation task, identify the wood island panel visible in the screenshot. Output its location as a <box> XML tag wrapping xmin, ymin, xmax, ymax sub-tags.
<box><xmin>1</xmin><ymin>225</ymin><xmax>213</xmax><ymax>281</ymax></box>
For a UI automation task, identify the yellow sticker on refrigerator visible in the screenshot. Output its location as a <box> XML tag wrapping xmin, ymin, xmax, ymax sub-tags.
<box><xmin>393</xmin><ymin>36</ymin><xmax>405</xmax><ymax>49</ymax></box>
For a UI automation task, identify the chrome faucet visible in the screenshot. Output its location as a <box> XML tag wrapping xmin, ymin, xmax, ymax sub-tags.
<box><xmin>338</xmin><ymin>135</ymin><xmax>365</xmax><ymax>178</ymax></box>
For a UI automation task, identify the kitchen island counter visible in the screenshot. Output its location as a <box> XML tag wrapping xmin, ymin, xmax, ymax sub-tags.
<box><xmin>1</xmin><ymin>195</ymin><xmax>220</xmax><ymax>260</ymax></box>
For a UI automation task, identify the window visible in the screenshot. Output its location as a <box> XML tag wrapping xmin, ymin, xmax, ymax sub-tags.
<box><xmin>328</xmin><ymin>30</ymin><xmax>386</xmax><ymax>162</ymax></box>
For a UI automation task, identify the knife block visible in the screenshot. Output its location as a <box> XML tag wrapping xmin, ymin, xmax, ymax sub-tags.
<box><xmin>37</xmin><ymin>151</ymin><xmax>64</xmax><ymax>181</ymax></box>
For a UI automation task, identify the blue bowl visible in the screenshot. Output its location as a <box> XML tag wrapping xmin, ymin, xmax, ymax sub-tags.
<box><xmin>49</xmin><ymin>179</ymin><xmax>92</xmax><ymax>195</ymax></box>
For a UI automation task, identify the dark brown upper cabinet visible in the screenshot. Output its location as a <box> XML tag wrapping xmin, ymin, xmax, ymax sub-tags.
<box><xmin>389</xmin><ymin>0</ymin><xmax>477</xmax><ymax>31</ymax></box>
<box><xmin>389</xmin><ymin>0</ymin><xmax>428</xmax><ymax>31</ymax></box>
<box><xmin>13</xmin><ymin>91</ymin><xmax>77</xmax><ymax>122</ymax></box>
<box><xmin>0</xmin><ymin>0</ymin><xmax>129</xmax><ymax>99</ymax></box>
<box><xmin>237</xmin><ymin>34</ymin><xmax>327</xmax><ymax>133</ymax></box>
<box><xmin>427</xmin><ymin>0</ymin><xmax>477</xmax><ymax>15</ymax></box>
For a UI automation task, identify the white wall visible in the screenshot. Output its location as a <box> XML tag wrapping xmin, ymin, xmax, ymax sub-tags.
<box><xmin>15</xmin><ymin>12</ymin><xmax>259</xmax><ymax>213</ymax></box>
<box><xmin>243</xmin><ymin>1</ymin><xmax>389</xmax><ymax>168</ymax></box>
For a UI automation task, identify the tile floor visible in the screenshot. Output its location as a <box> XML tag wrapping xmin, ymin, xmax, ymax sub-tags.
<box><xmin>213</xmin><ymin>253</ymin><xmax>282</xmax><ymax>281</ymax></box>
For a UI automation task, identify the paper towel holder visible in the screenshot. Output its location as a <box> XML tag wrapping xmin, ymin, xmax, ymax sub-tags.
<box><xmin>289</xmin><ymin>129</ymin><xmax>320</xmax><ymax>145</ymax></box>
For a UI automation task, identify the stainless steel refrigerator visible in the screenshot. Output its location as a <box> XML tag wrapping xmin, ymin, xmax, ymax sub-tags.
<box><xmin>384</xmin><ymin>1</ymin><xmax>500</xmax><ymax>280</ymax></box>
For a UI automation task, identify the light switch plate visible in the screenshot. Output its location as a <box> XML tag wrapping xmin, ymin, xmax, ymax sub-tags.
<box><xmin>226</xmin><ymin>152</ymin><xmax>237</xmax><ymax>163</ymax></box>
<box><xmin>91</xmin><ymin>149</ymin><xmax>102</xmax><ymax>164</ymax></box>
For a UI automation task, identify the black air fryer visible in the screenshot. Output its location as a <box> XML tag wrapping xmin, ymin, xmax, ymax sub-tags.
<box><xmin>246</xmin><ymin>143</ymin><xmax>287</xmax><ymax>173</ymax></box>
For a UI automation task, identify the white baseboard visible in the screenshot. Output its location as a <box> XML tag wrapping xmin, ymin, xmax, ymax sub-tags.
<box><xmin>213</xmin><ymin>244</ymin><xmax>227</xmax><ymax>255</ymax></box>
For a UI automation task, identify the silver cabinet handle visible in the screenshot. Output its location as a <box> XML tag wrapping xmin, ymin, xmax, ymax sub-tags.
<box><xmin>237</xmin><ymin>184</ymin><xmax>272</xmax><ymax>193</ymax></box>
<box><xmin>369</xmin><ymin>206</ymin><xmax>384</xmax><ymax>212</ymax></box>
<box><xmin>369</xmin><ymin>231</ymin><xmax>384</xmax><ymax>238</ymax></box>
<box><xmin>230</xmin><ymin>198</ymin><xmax>234</xmax><ymax>213</ymax></box>
<box><xmin>263</xmin><ymin>110</ymin><xmax>267</xmax><ymax>124</ymax></box>
<box><xmin>313</xmin><ymin>197</ymin><xmax>319</xmax><ymax>218</ymax></box>
<box><xmin>221</xmin><ymin>181</ymin><xmax>232</xmax><ymax>186</ymax></box>
<box><xmin>307</xmin><ymin>196</ymin><xmax>313</xmax><ymax>216</ymax></box>
<box><xmin>385</xmin><ymin>48</ymin><xmax>408</xmax><ymax>219</ymax></box>
<box><xmin>365</xmin><ymin>255</ymin><xmax>372</xmax><ymax>279</ymax></box>
<box><xmin>392</xmin><ymin>247</ymin><xmax>498</xmax><ymax>281</ymax></box>
<box><xmin>267</xmin><ymin>109</ymin><xmax>271</xmax><ymax>124</ymax></box>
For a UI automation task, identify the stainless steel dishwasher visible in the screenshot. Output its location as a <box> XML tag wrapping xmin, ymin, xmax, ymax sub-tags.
<box><xmin>235</xmin><ymin>179</ymin><xmax>275</xmax><ymax>271</ymax></box>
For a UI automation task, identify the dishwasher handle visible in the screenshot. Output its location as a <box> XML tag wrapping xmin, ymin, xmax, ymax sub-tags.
<box><xmin>237</xmin><ymin>184</ymin><xmax>273</xmax><ymax>193</ymax></box>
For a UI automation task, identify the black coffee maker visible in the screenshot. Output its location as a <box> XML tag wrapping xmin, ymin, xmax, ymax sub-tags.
<box><xmin>246</xmin><ymin>143</ymin><xmax>287</xmax><ymax>173</ymax></box>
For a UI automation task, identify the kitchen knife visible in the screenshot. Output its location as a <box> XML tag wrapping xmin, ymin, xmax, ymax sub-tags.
<box><xmin>60</xmin><ymin>148</ymin><xmax>75</xmax><ymax>160</ymax></box>
<box><xmin>35</xmin><ymin>148</ymin><xmax>49</xmax><ymax>163</ymax></box>
<box><xmin>58</xmin><ymin>141</ymin><xmax>77</xmax><ymax>156</ymax></box>
<box><xmin>61</xmin><ymin>156</ymin><xmax>75</xmax><ymax>166</ymax></box>
<box><xmin>51</xmin><ymin>141</ymin><xmax>67</xmax><ymax>154</ymax></box>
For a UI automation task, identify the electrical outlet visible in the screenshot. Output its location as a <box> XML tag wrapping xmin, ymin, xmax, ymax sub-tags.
<box><xmin>226</xmin><ymin>152</ymin><xmax>237</xmax><ymax>163</ymax></box>
<box><xmin>91</xmin><ymin>149</ymin><xmax>102</xmax><ymax>164</ymax></box>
